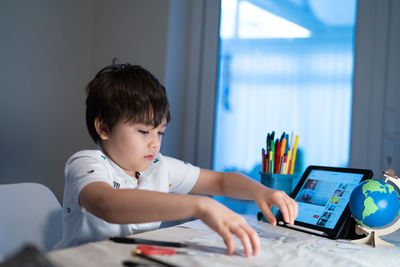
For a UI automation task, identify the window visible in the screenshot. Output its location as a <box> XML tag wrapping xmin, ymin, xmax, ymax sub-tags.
<box><xmin>213</xmin><ymin>0</ymin><xmax>357</xmax><ymax>214</ymax></box>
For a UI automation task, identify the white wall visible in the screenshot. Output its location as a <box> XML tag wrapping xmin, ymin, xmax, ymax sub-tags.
<box><xmin>163</xmin><ymin>0</ymin><xmax>189</xmax><ymax>160</ymax></box>
<box><xmin>382</xmin><ymin>0</ymin><xmax>400</xmax><ymax>176</ymax></box>
<box><xmin>90</xmin><ymin>0</ymin><xmax>181</xmax><ymax>155</ymax></box>
<box><xmin>90</xmin><ymin>0</ymin><xmax>169</xmax><ymax>79</ymax></box>
<box><xmin>350</xmin><ymin>0</ymin><xmax>400</xmax><ymax>178</ymax></box>
<box><xmin>0</xmin><ymin>0</ymin><xmax>174</xmax><ymax>201</ymax></box>
<box><xmin>0</xmin><ymin>0</ymin><xmax>95</xmax><ymax>201</ymax></box>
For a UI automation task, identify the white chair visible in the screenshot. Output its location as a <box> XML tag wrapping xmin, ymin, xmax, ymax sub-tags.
<box><xmin>0</xmin><ymin>183</ymin><xmax>63</xmax><ymax>258</ymax></box>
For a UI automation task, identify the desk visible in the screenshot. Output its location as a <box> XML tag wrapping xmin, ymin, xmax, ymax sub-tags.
<box><xmin>48</xmin><ymin>215</ymin><xmax>400</xmax><ymax>267</ymax></box>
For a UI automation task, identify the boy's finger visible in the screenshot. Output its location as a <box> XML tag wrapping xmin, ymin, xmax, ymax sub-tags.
<box><xmin>231</xmin><ymin>225</ymin><xmax>252</xmax><ymax>257</ymax></box>
<box><xmin>285</xmin><ymin>197</ymin><xmax>298</xmax><ymax>224</ymax></box>
<box><xmin>288</xmin><ymin>198</ymin><xmax>298</xmax><ymax>224</ymax></box>
<box><xmin>259</xmin><ymin>202</ymin><xmax>277</xmax><ymax>226</ymax></box>
<box><xmin>276</xmin><ymin>198</ymin><xmax>291</xmax><ymax>224</ymax></box>
<box><xmin>240</xmin><ymin>223</ymin><xmax>260</xmax><ymax>256</ymax></box>
<box><xmin>219</xmin><ymin>227</ymin><xmax>235</xmax><ymax>255</ymax></box>
<box><xmin>289</xmin><ymin>200</ymin><xmax>296</xmax><ymax>224</ymax></box>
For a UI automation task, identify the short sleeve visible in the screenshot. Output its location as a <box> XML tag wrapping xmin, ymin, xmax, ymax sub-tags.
<box><xmin>162</xmin><ymin>156</ymin><xmax>200</xmax><ymax>194</ymax></box>
<box><xmin>65</xmin><ymin>151</ymin><xmax>111</xmax><ymax>208</ymax></box>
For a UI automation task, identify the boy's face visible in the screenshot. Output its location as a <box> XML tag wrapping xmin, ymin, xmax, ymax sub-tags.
<box><xmin>99</xmin><ymin>119</ymin><xmax>167</xmax><ymax>177</ymax></box>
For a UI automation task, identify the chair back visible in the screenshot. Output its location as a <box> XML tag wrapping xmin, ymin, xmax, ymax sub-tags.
<box><xmin>0</xmin><ymin>183</ymin><xmax>62</xmax><ymax>257</ymax></box>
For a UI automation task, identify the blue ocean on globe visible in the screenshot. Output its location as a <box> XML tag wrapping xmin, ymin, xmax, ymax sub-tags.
<box><xmin>349</xmin><ymin>179</ymin><xmax>400</xmax><ymax>228</ymax></box>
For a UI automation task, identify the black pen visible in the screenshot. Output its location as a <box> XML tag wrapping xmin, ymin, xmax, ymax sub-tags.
<box><xmin>122</xmin><ymin>260</ymin><xmax>150</xmax><ymax>266</ymax></box>
<box><xmin>110</xmin><ymin>237</ymin><xmax>184</xmax><ymax>248</ymax></box>
<box><xmin>132</xmin><ymin>249</ymin><xmax>180</xmax><ymax>267</ymax></box>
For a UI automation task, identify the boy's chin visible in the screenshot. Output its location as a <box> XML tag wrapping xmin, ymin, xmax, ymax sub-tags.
<box><xmin>136</xmin><ymin>164</ymin><xmax>151</xmax><ymax>172</ymax></box>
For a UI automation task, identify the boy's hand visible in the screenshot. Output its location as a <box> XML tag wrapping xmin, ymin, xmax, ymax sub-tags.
<box><xmin>196</xmin><ymin>197</ymin><xmax>259</xmax><ymax>257</ymax></box>
<box><xmin>254</xmin><ymin>187</ymin><xmax>298</xmax><ymax>226</ymax></box>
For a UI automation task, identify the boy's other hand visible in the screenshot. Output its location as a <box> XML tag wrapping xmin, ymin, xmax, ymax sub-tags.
<box><xmin>195</xmin><ymin>197</ymin><xmax>259</xmax><ymax>257</ymax></box>
<box><xmin>254</xmin><ymin>187</ymin><xmax>298</xmax><ymax>226</ymax></box>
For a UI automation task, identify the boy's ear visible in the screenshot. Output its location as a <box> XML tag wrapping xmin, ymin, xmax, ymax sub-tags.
<box><xmin>94</xmin><ymin>118</ymin><xmax>110</xmax><ymax>140</ymax></box>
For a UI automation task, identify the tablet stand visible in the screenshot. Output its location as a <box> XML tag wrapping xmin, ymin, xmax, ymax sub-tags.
<box><xmin>351</xmin><ymin>169</ymin><xmax>400</xmax><ymax>247</ymax></box>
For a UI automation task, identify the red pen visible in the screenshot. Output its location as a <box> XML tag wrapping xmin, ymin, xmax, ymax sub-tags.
<box><xmin>136</xmin><ymin>245</ymin><xmax>176</xmax><ymax>255</ymax></box>
<box><xmin>132</xmin><ymin>245</ymin><xmax>178</xmax><ymax>267</ymax></box>
<box><xmin>135</xmin><ymin>245</ymin><xmax>214</xmax><ymax>257</ymax></box>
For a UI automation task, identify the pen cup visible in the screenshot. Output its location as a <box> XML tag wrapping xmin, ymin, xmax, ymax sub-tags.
<box><xmin>259</xmin><ymin>172</ymin><xmax>296</xmax><ymax>218</ymax></box>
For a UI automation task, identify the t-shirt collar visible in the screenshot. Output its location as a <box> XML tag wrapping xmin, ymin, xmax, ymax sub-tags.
<box><xmin>98</xmin><ymin>146</ymin><xmax>133</xmax><ymax>179</ymax></box>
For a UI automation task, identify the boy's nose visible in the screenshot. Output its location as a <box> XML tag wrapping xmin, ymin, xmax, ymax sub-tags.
<box><xmin>149</xmin><ymin>137</ymin><xmax>160</xmax><ymax>149</ymax></box>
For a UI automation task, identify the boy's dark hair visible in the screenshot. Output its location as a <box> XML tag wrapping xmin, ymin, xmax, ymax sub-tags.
<box><xmin>85</xmin><ymin>63</ymin><xmax>170</xmax><ymax>144</ymax></box>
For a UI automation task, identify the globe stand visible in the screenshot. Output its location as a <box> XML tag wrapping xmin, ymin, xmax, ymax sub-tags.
<box><xmin>351</xmin><ymin>169</ymin><xmax>400</xmax><ymax>247</ymax></box>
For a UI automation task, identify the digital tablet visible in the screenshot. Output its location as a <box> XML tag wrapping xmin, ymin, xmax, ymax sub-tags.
<box><xmin>276</xmin><ymin>165</ymin><xmax>373</xmax><ymax>239</ymax></box>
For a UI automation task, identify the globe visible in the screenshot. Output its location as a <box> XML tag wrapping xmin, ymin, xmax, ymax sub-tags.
<box><xmin>349</xmin><ymin>179</ymin><xmax>400</xmax><ymax>228</ymax></box>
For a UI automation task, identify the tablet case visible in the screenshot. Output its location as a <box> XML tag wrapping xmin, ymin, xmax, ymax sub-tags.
<box><xmin>259</xmin><ymin>165</ymin><xmax>373</xmax><ymax>239</ymax></box>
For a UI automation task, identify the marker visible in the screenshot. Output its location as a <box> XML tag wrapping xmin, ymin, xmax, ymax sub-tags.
<box><xmin>281</xmin><ymin>155</ymin><xmax>287</xmax><ymax>174</ymax></box>
<box><xmin>287</xmin><ymin>131</ymin><xmax>294</xmax><ymax>173</ymax></box>
<box><xmin>285</xmin><ymin>150</ymin><xmax>291</xmax><ymax>175</ymax></box>
<box><xmin>285</xmin><ymin>134</ymin><xmax>290</xmax><ymax>154</ymax></box>
<box><xmin>279</xmin><ymin>138</ymin><xmax>287</xmax><ymax>173</ymax></box>
<box><xmin>280</xmin><ymin>132</ymin><xmax>285</xmax><ymax>142</ymax></box>
<box><xmin>290</xmin><ymin>135</ymin><xmax>299</xmax><ymax>175</ymax></box>
<box><xmin>262</xmin><ymin>148</ymin><xmax>266</xmax><ymax>173</ymax></box>
<box><xmin>275</xmin><ymin>140</ymin><xmax>281</xmax><ymax>174</ymax></box>
<box><xmin>289</xmin><ymin>131</ymin><xmax>294</xmax><ymax>153</ymax></box>
<box><xmin>270</xmin><ymin>140</ymin><xmax>275</xmax><ymax>174</ymax></box>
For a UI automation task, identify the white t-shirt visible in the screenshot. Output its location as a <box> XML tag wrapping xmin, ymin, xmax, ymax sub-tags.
<box><xmin>54</xmin><ymin>150</ymin><xmax>200</xmax><ymax>249</ymax></box>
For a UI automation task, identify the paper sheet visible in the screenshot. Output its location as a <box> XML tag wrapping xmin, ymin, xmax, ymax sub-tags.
<box><xmin>178</xmin><ymin>218</ymin><xmax>288</xmax><ymax>243</ymax></box>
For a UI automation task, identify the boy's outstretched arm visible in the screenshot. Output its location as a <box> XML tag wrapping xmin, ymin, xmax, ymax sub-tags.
<box><xmin>80</xmin><ymin>182</ymin><xmax>259</xmax><ymax>257</ymax></box>
<box><xmin>190</xmin><ymin>169</ymin><xmax>298</xmax><ymax>226</ymax></box>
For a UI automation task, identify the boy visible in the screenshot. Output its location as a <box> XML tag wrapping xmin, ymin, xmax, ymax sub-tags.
<box><xmin>55</xmin><ymin>63</ymin><xmax>298</xmax><ymax>257</ymax></box>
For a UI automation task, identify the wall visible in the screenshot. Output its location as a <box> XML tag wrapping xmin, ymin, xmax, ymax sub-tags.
<box><xmin>350</xmin><ymin>0</ymin><xmax>400</xmax><ymax>178</ymax></box>
<box><xmin>91</xmin><ymin>0</ymin><xmax>169</xmax><ymax>79</ymax></box>
<box><xmin>90</xmin><ymin>0</ymin><xmax>176</xmax><ymax>154</ymax></box>
<box><xmin>162</xmin><ymin>0</ymin><xmax>188</xmax><ymax>160</ymax></box>
<box><xmin>381</xmin><ymin>0</ymin><xmax>400</xmax><ymax>177</ymax></box>
<box><xmin>0</xmin><ymin>0</ymin><xmax>173</xmax><ymax>202</ymax></box>
<box><xmin>0</xmin><ymin>0</ymin><xmax>95</xmax><ymax>202</ymax></box>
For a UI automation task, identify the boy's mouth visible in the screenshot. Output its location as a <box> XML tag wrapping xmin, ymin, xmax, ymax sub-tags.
<box><xmin>144</xmin><ymin>155</ymin><xmax>154</xmax><ymax>161</ymax></box>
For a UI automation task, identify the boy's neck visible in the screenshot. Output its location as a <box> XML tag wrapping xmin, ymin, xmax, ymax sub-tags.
<box><xmin>98</xmin><ymin>145</ymin><xmax>139</xmax><ymax>179</ymax></box>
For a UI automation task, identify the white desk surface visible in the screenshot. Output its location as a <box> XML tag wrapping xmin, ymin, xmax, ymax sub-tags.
<box><xmin>48</xmin><ymin>215</ymin><xmax>400</xmax><ymax>267</ymax></box>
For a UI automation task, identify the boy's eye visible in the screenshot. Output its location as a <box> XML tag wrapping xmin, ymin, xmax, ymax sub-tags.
<box><xmin>158</xmin><ymin>132</ymin><xmax>165</xmax><ymax>136</ymax></box>
<box><xmin>138</xmin><ymin>130</ymin><xmax>149</xmax><ymax>134</ymax></box>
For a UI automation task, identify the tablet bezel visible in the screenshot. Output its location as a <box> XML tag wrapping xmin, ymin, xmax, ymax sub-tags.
<box><xmin>277</xmin><ymin>165</ymin><xmax>373</xmax><ymax>239</ymax></box>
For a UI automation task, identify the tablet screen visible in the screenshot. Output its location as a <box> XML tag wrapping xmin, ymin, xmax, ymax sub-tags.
<box><xmin>293</xmin><ymin>169</ymin><xmax>364</xmax><ymax>229</ymax></box>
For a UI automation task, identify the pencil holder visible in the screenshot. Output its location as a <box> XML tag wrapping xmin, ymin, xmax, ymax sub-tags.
<box><xmin>259</xmin><ymin>172</ymin><xmax>296</xmax><ymax>217</ymax></box>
